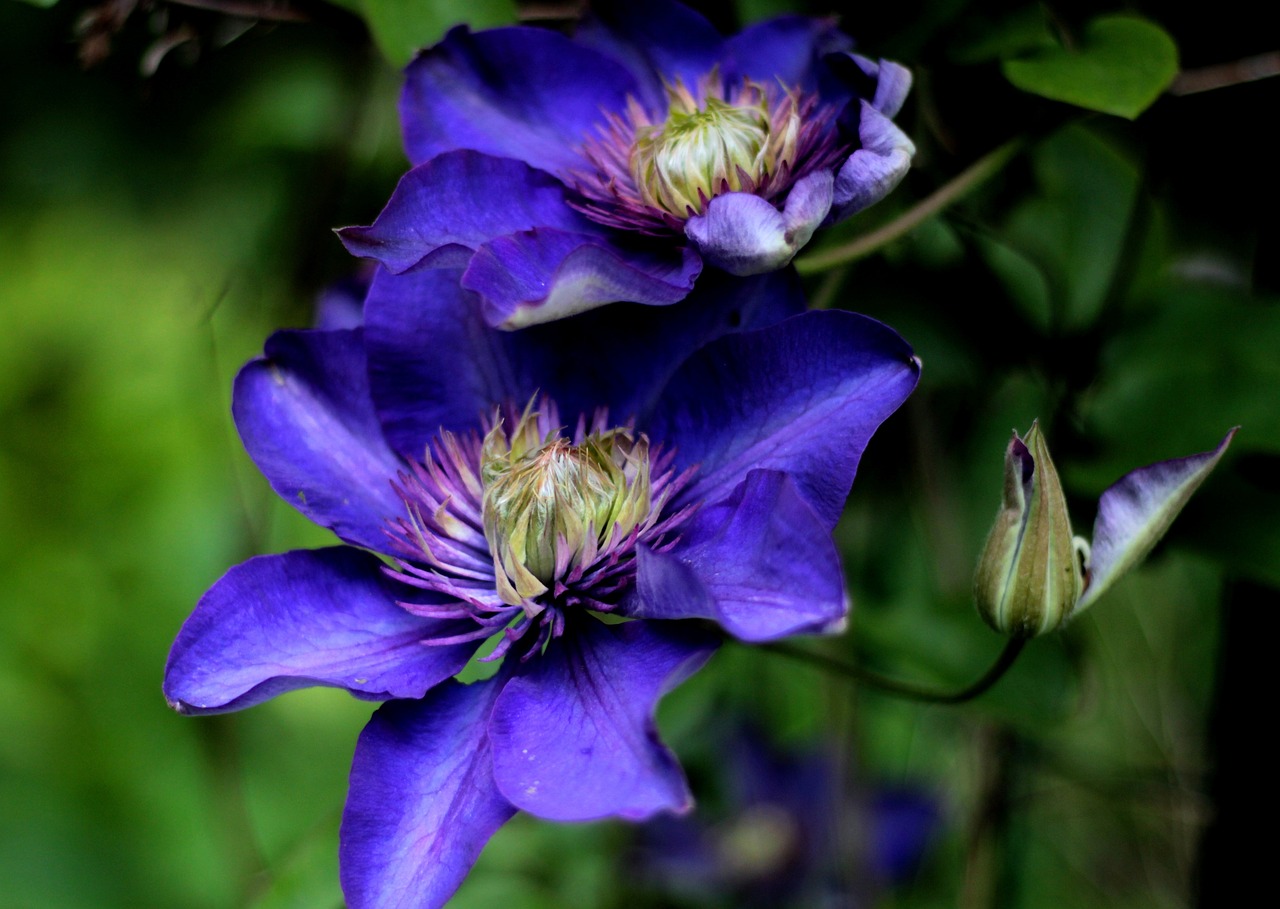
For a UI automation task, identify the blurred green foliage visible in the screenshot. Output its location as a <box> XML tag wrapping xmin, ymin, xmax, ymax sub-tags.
<box><xmin>0</xmin><ymin>1</ymin><xmax>1274</xmax><ymax>908</ymax></box>
<box><xmin>345</xmin><ymin>0</ymin><xmax>518</xmax><ymax>67</ymax></box>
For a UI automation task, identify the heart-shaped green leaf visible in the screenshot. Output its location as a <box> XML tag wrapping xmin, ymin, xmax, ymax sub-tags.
<box><xmin>1003</xmin><ymin>15</ymin><xmax>1178</xmax><ymax>119</ymax></box>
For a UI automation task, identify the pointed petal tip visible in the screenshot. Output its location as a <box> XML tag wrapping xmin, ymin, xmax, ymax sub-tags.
<box><xmin>1077</xmin><ymin>426</ymin><xmax>1237</xmax><ymax>612</ymax></box>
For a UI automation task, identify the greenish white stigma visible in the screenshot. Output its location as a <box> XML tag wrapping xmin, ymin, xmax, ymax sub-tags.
<box><xmin>632</xmin><ymin>82</ymin><xmax>779</xmax><ymax>217</ymax></box>
<box><xmin>480</xmin><ymin>403</ymin><xmax>654</xmax><ymax>607</ymax></box>
<box><xmin>384</xmin><ymin>397</ymin><xmax>696</xmax><ymax>662</ymax></box>
<box><xmin>573</xmin><ymin>72</ymin><xmax>839</xmax><ymax>234</ymax></box>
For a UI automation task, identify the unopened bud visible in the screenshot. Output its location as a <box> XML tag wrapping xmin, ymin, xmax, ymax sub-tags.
<box><xmin>974</xmin><ymin>422</ymin><xmax>1085</xmax><ymax>637</ymax></box>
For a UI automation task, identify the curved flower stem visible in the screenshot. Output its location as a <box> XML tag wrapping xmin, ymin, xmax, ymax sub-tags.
<box><xmin>761</xmin><ymin>636</ymin><xmax>1027</xmax><ymax>705</ymax></box>
<box><xmin>794</xmin><ymin>138</ymin><xmax>1026</xmax><ymax>274</ymax></box>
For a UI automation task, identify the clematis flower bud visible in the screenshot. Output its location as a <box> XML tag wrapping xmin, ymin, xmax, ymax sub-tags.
<box><xmin>481</xmin><ymin>402</ymin><xmax>654</xmax><ymax>607</ymax></box>
<box><xmin>973</xmin><ymin>422</ymin><xmax>1084</xmax><ymax>638</ymax></box>
<box><xmin>974</xmin><ymin>422</ymin><xmax>1236</xmax><ymax>637</ymax></box>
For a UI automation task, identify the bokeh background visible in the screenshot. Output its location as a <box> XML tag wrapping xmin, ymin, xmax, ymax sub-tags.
<box><xmin>1</xmin><ymin>1</ymin><xmax>1275</xmax><ymax>907</ymax></box>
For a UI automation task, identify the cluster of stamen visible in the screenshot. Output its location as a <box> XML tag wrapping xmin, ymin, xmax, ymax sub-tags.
<box><xmin>382</xmin><ymin>398</ymin><xmax>696</xmax><ymax>662</ymax></box>
<box><xmin>572</xmin><ymin>71</ymin><xmax>846</xmax><ymax>235</ymax></box>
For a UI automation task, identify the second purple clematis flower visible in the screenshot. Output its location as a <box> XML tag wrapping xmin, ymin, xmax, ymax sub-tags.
<box><xmin>163</xmin><ymin>268</ymin><xmax>920</xmax><ymax>908</ymax></box>
<box><xmin>339</xmin><ymin>0</ymin><xmax>914</xmax><ymax>328</ymax></box>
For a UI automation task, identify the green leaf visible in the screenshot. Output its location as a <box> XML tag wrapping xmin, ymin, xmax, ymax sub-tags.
<box><xmin>1003</xmin><ymin>15</ymin><xmax>1179</xmax><ymax>119</ymax></box>
<box><xmin>11</xmin><ymin>0</ymin><xmax>59</xmax><ymax>7</ymax></box>
<box><xmin>992</xmin><ymin>124</ymin><xmax>1140</xmax><ymax>331</ymax></box>
<box><xmin>356</xmin><ymin>0</ymin><xmax>517</xmax><ymax>68</ymax></box>
<box><xmin>976</xmin><ymin>234</ymin><xmax>1053</xmax><ymax>332</ymax></box>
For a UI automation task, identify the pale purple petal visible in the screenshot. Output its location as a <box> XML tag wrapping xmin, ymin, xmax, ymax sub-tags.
<box><xmin>338</xmin><ymin>152</ymin><xmax>588</xmax><ymax>274</ymax></box>
<box><xmin>341</xmin><ymin>679</ymin><xmax>515</xmax><ymax>909</ymax></box>
<box><xmin>830</xmin><ymin>101</ymin><xmax>916</xmax><ymax>223</ymax></box>
<box><xmin>489</xmin><ymin>619</ymin><xmax>716</xmax><ymax>821</ymax></box>
<box><xmin>364</xmin><ymin>266</ymin><xmax>803</xmax><ymax>457</ymax></box>
<box><xmin>234</xmin><ymin>328</ymin><xmax>406</xmax><ymax>553</ymax></box>
<box><xmin>721</xmin><ymin>15</ymin><xmax>852</xmax><ymax>91</ymax></box>
<box><xmin>631</xmin><ymin>470</ymin><xmax>846</xmax><ymax>641</ymax></box>
<box><xmin>1078</xmin><ymin>428</ymin><xmax>1236</xmax><ymax>611</ymax></box>
<box><xmin>685</xmin><ymin>194</ymin><xmax>788</xmax><ymax>276</ymax></box>
<box><xmin>646</xmin><ymin>310</ymin><xmax>920</xmax><ymax>527</ymax></box>
<box><xmin>850</xmin><ymin>54</ymin><xmax>913</xmax><ymax>116</ymax></box>
<box><xmin>575</xmin><ymin>0</ymin><xmax>722</xmax><ymax>114</ymax></box>
<box><xmin>461</xmin><ymin>227</ymin><xmax>702</xmax><ymax>328</ymax></box>
<box><xmin>685</xmin><ymin>172</ymin><xmax>834</xmax><ymax>275</ymax></box>
<box><xmin>401</xmin><ymin>25</ymin><xmax>637</xmax><ymax>174</ymax></box>
<box><xmin>164</xmin><ymin>548</ymin><xmax>473</xmax><ymax>715</ymax></box>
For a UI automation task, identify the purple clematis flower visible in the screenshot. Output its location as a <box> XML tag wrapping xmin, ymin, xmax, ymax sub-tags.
<box><xmin>339</xmin><ymin>0</ymin><xmax>914</xmax><ymax>328</ymax></box>
<box><xmin>163</xmin><ymin>268</ymin><xmax>920</xmax><ymax>908</ymax></box>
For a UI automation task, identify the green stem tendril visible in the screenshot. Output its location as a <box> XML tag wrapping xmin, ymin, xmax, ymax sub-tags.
<box><xmin>795</xmin><ymin>138</ymin><xmax>1025</xmax><ymax>274</ymax></box>
<box><xmin>761</xmin><ymin>636</ymin><xmax>1028</xmax><ymax>705</ymax></box>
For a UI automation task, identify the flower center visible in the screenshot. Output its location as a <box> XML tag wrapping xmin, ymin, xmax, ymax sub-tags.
<box><xmin>480</xmin><ymin>404</ymin><xmax>653</xmax><ymax>606</ymax></box>
<box><xmin>631</xmin><ymin>85</ymin><xmax>774</xmax><ymax>217</ymax></box>
<box><xmin>382</xmin><ymin>397</ymin><xmax>696</xmax><ymax>663</ymax></box>
<box><xmin>572</xmin><ymin>73</ymin><xmax>839</xmax><ymax>235</ymax></box>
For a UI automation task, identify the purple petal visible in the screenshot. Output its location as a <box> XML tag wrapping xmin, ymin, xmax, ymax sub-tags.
<box><xmin>164</xmin><ymin>548</ymin><xmax>473</xmax><ymax>715</ymax></box>
<box><xmin>721</xmin><ymin>15</ymin><xmax>853</xmax><ymax>91</ymax></box>
<box><xmin>364</xmin><ymin>266</ymin><xmax>804</xmax><ymax>457</ymax></box>
<box><xmin>575</xmin><ymin>0</ymin><xmax>723</xmax><ymax>114</ymax></box>
<box><xmin>1079</xmin><ymin>428</ymin><xmax>1236</xmax><ymax>611</ymax></box>
<box><xmin>341</xmin><ymin>679</ymin><xmax>515</xmax><ymax>909</ymax></box>
<box><xmin>850</xmin><ymin>54</ymin><xmax>913</xmax><ymax>117</ymax></box>
<box><xmin>647</xmin><ymin>310</ymin><xmax>921</xmax><ymax>527</ymax></box>
<box><xmin>872</xmin><ymin>788</ymin><xmax>941</xmax><ymax>882</ymax></box>
<box><xmin>559</xmin><ymin>267</ymin><xmax>806</xmax><ymax>423</ymax></box>
<box><xmin>234</xmin><ymin>328</ymin><xmax>406</xmax><ymax>553</ymax></box>
<box><xmin>314</xmin><ymin>274</ymin><xmax>368</xmax><ymax>330</ymax></box>
<box><xmin>363</xmin><ymin>266</ymin><xmax>534</xmax><ymax>454</ymax></box>
<box><xmin>461</xmin><ymin>227</ymin><xmax>702</xmax><ymax>328</ymax></box>
<box><xmin>401</xmin><ymin>25</ymin><xmax>637</xmax><ymax>174</ymax></box>
<box><xmin>830</xmin><ymin>102</ymin><xmax>916</xmax><ymax>223</ymax></box>
<box><xmin>685</xmin><ymin>172</ymin><xmax>833</xmax><ymax>275</ymax></box>
<box><xmin>337</xmin><ymin>152</ymin><xmax>589</xmax><ymax>275</ymax></box>
<box><xmin>489</xmin><ymin>619</ymin><xmax>716</xmax><ymax>821</ymax></box>
<box><xmin>631</xmin><ymin>470</ymin><xmax>846</xmax><ymax>641</ymax></box>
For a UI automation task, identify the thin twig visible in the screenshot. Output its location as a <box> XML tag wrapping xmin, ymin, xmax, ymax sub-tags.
<box><xmin>794</xmin><ymin>139</ymin><xmax>1025</xmax><ymax>274</ymax></box>
<box><xmin>1169</xmin><ymin>51</ymin><xmax>1280</xmax><ymax>96</ymax></box>
<box><xmin>762</xmin><ymin>636</ymin><xmax>1027</xmax><ymax>705</ymax></box>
